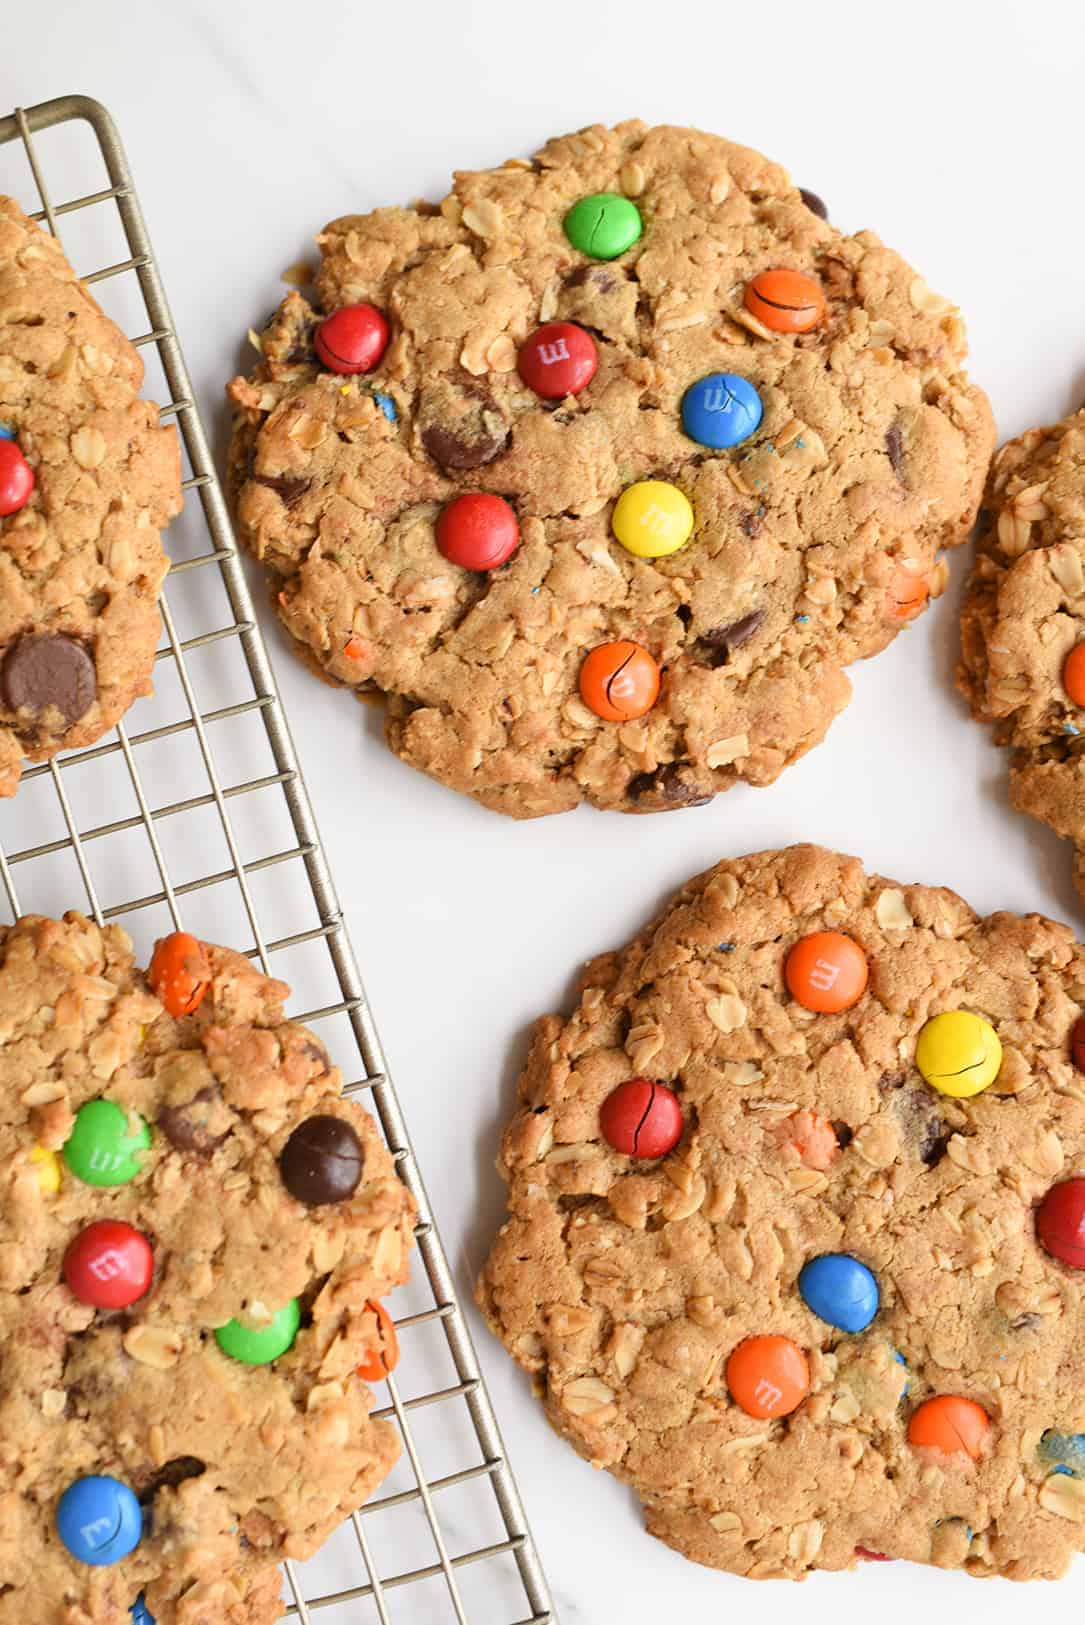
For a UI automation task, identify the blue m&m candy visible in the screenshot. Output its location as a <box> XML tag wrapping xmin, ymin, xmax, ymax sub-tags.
<box><xmin>0</xmin><ymin>422</ymin><xmax>13</xmax><ymax>440</ymax></box>
<box><xmin>373</xmin><ymin>391</ymin><xmax>397</xmax><ymax>423</ymax></box>
<box><xmin>131</xmin><ymin>1597</ymin><xmax>156</xmax><ymax>1624</ymax></box>
<box><xmin>681</xmin><ymin>373</ymin><xmax>762</xmax><ymax>450</ymax></box>
<box><xmin>1040</xmin><ymin>1430</ymin><xmax>1085</xmax><ymax>1476</ymax></box>
<box><xmin>56</xmin><ymin>1475</ymin><xmax>143</xmax><ymax>1566</ymax></box>
<box><xmin>798</xmin><ymin>1252</ymin><xmax>879</xmax><ymax>1333</ymax></box>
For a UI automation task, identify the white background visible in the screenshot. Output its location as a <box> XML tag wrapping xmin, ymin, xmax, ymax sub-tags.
<box><xmin>3</xmin><ymin>2</ymin><xmax>1085</xmax><ymax>1620</ymax></box>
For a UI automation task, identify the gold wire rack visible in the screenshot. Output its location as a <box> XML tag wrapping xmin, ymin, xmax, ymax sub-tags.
<box><xmin>0</xmin><ymin>95</ymin><xmax>554</xmax><ymax>1625</ymax></box>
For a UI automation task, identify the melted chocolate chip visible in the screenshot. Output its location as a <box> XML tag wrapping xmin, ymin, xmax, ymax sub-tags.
<box><xmin>885</xmin><ymin>421</ymin><xmax>905</xmax><ymax>477</ymax></box>
<box><xmin>739</xmin><ymin>510</ymin><xmax>762</xmax><ymax>538</ymax></box>
<box><xmin>418</xmin><ymin>373</ymin><xmax>510</xmax><ymax>472</ymax></box>
<box><xmin>831</xmin><ymin>1120</ymin><xmax>854</xmax><ymax>1149</ymax></box>
<box><xmin>894</xmin><ymin>1084</ymin><xmax>950</xmax><ymax>1166</ymax></box>
<box><xmin>134</xmin><ymin>1456</ymin><xmax>206</xmax><ymax>1504</ymax></box>
<box><xmin>564</xmin><ymin>265</ymin><xmax>616</xmax><ymax>294</ymax></box>
<box><xmin>252</xmin><ymin>472</ymin><xmax>311</xmax><ymax>508</ymax></box>
<box><xmin>626</xmin><ymin>763</ymin><xmax>713</xmax><ymax>809</ymax></box>
<box><xmin>1</xmin><ymin>633</ymin><xmax>96</xmax><ymax>724</ymax></box>
<box><xmin>799</xmin><ymin>189</ymin><xmax>828</xmax><ymax>221</ymax></box>
<box><xmin>700</xmin><ymin>609</ymin><xmax>766</xmax><ymax>653</ymax></box>
<box><xmin>280</xmin><ymin>1114</ymin><xmax>364</xmax><ymax>1205</ymax></box>
<box><xmin>1009</xmin><ymin>1312</ymin><xmax>1043</xmax><ymax>1332</ymax></box>
<box><xmin>157</xmin><ymin>1087</ymin><xmax>228</xmax><ymax>1160</ymax></box>
<box><xmin>421</xmin><ymin>421</ymin><xmax>509</xmax><ymax>471</ymax></box>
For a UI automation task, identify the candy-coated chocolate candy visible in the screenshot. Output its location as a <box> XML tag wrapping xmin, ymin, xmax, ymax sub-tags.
<box><xmin>744</xmin><ymin>268</ymin><xmax>826</xmax><ymax>334</ymax></box>
<box><xmin>563</xmin><ymin>192</ymin><xmax>642</xmax><ymax>260</ymax></box>
<box><xmin>0</xmin><ymin>422</ymin><xmax>13</xmax><ymax>439</ymax></box>
<box><xmin>1039</xmin><ymin>1430</ymin><xmax>1085</xmax><ymax>1475</ymax></box>
<box><xmin>131</xmin><ymin>1598</ymin><xmax>155</xmax><ymax>1625</ymax></box>
<box><xmin>784</xmin><ymin>931</ymin><xmax>868</xmax><ymax>1014</ymax></box>
<box><xmin>435</xmin><ymin>493</ymin><xmax>519</xmax><ymax>571</ymax></box>
<box><xmin>599</xmin><ymin>1079</ymin><xmax>682</xmax><ymax>1159</ymax></box>
<box><xmin>611</xmin><ymin>479</ymin><xmax>694</xmax><ymax>559</ymax></box>
<box><xmin>784</xmin><ymin>1108</ymin><xmax>838</xmax><ymax>1171</ymax></box>
<box><xmin>31</xmin><ymin>1144</ymin><xmax>61</xmax><ymax>1194</ymax></box>
<box><xmin>799</xmin><ymin>190</ymin><xmax>828</xmax><ymax>220</ymax></box>
<box><xmin>357</xmin><ymin>1299</ymin><xmax>400</xmax><ymax>1381</ymax></box>
<box><xmin>280</xmin><ymin>1114</ymin><xmax>364</xmax><ymax>1205</ymax></box>
<box><xmin>1036</xmin><ymin>1178</ymin><xmax>1085</xmax><ymax>1268</ymax></box>
<box><xmin>56</xmin><ymin>1475</ymin><xmax>143</xmax><ymax>1566</ymax></box>
<box><xmin>215</xmin><ymin>1299</ymin><xmax>300</xmax><ymax>1365</ymax></box>
<box><xmin>63</xmin><ymin>1099</ymin><xmax>151</xmax><ymax>1187</ymax></box>
<box><xmin>726</xmin><ymin>1334</ymin><xmax>809</xmax><ymax>1419</ymax></box>
<box><xmin>517</xmin><ymin>322</ymin><xmax>597</xmax><ymax>399</ymax></box>
<box><xmin>373</xmin><ymin>391</ymin><xmax>397</xmax><ymax>422</ymax></box>
<box><xmin>885</xmin><ymin>564</ymin><xmax>929</xmax><ymax>621</ymax></box>
<box><xmin>681</xmin><ymin>373</ymin><xmax>763</xmax><ymax>450</ymax></box>
<box><xmin>915</xmin><ymin>1010</ymin><xmax>1001</xmax><ymax>1099</ymax></box>
<box><xmin>907</xmin><ymin>1394</ymin><xmax>989</xmax><ymax>1460</ymax></box>
<box><xmin>148</xmin><ymin>931</ymin><xmax>211</xmax><ymax>1018</ymax></box>
<box><xmin>314</xmin><ymin>303</ymin><xmax>389</xmax><ymax>375</ymax></box>
<box><xmin>855</xmin><ymin>1547</ymin><xmax>892</xmax><ymax>1561</ymax></box>
<box><xmin>892</xmin><ymin>1348</ymin><xmax>910</xmax><ymax>1394</ymax></box>
<box><xmin>798</xmin><ymin>1252</ymin><xmax>879</xmax><ymax>1333</ymax></box>
<box><xmin>1063</xmin><ymin>643</ymin><xmax>1085</xmax><ymax>707</ymax></box>
<box><xmin>0</xmin><ymin>437</ymin><xmax>35</xmax><ymax>517</ymax></box>
<box><xmin>1072</xmin><ymin>1014</ymin><xmax>1085</xmax><ymax>1072</ymax></box>
<box><xmin>578</xmin><ymin>641</ymin><xmax>660</xmax><ymax>723</ymax></box>
<box><xmin>63</xmin><ymin>1219</ymin><xmax>153</xmax><ymax>1310</ymax></box>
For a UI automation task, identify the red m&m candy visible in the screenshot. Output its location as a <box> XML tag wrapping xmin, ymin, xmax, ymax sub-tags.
<box><xmin>63</xmin><ymin>1220</ymin><xmax>153</xmax><ymax>1309</ymax></box>
<box><xmin>436</xmin><ymin>494</ymin><xmax>519</xmax><ymax>570</ymax></box>
<box><xmin>1037</xmin><ymin>1178</ymin><xmax>1085</xmax><ymax>1267</ymax></box>
<box><xmin>1071</xmin><ymin>1015</ymin><xmax>1085</xmax><ymax>1072</ymax></box>
<box><xmin>0</xmin><ymin>438</ymin><xmax>35</xmax><ymax>517</ymax></box>
<box><xmin>599</xmin><ymin>1079</ymin><xmax>682</xmax><ymax>1158</ymax></box>
<box><xmin>314</xmin><ymin>303</ymin><xmax>390</xmax><ymax>375</ymax></box>
<box><xmin>357</xmin><ymin>1299</ymin><xmax>400</xmax><ymax>1382</ymax></box>
<box><xmin>517</xmin><ymin>323</ymin><xmax>597</xmax><ymax>399</ymax></box>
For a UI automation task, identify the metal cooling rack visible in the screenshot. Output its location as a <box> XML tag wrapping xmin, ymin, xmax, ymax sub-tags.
<box><xmin>0</xmin><ymin>95</ymin><xmax>554</xmax><ymax>1625</ymax></box>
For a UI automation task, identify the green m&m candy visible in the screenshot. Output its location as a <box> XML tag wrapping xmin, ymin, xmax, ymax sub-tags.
<box><xmin>215</xmin><ymin>1299</ymin><xmax>300</xmax><ymax>1366</ymax></box>
<box><xmin>63</xmin><ymin>1099</ymin><xmax>151</xmax><ymax>1187</ymax></box>
<box><xmin>563</xmin><ymin>192</ymin><xmax>642</xmax><ymax>260</ymax></box>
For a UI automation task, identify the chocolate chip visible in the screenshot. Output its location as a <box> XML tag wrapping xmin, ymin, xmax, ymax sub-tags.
<box><xmin>280</xmin><ymin>1114</ymin><xmax>364</xmax><ymax>1205</ymax></box>
<box><xmin>157</xmin><ymin>1087</ymin><xmax>228</xmax><ymax>1159</ymax></box>
<box><xmin>831</xmin><ymin>1120</ymin><xmax>854</xmax><ymax>1149</ymax></box>
<box><xmin>252</xmin><ymin>472</ymin><xmax>311</xmax><ymax>508</ymax></box>
<box><xmin>739</xmin><ymin>510</ymin><xmax>761</xmax><ymax>538</ymax></box>
<box><xmin>893</xmin><ymin>1084</ymin><xmax>949</xmax><ymax>1166</ymax></box>
<box><xmin>421</xmin><ymin>421</ymin><xmax>508</xmax><ymax>471</ymax></box>
<box><xmin>626</xmin><ymin>763</ymin><xmax>713</xmax><ymax>809</ymax></box>
<box><xmin>1009</xmin><ymin>1313</ymin><xmax>1043</xmax><ymax>1332</ymax></box>
<box><xmin>418</xmin><ymin>374</ymin><xmax>510</xmax><ymax>472</ymax></box>
<box><xmin>564</xmin><ymin>265</ymin><xmax>615</xmax><ymax>294</ymax></box>
<box><xmin>799</xmin><ymin>189</ymin><xmax>828</xmax><ymax>220</ymax></box>
<box><xmin>885</xmin><ymin>421</ymin><xmax>905</xmax><ymax>477</ymax></box>
<box><xmin>1</xmin><ymin>633</ymin><xmax>96</xmax><ymax>724</ymax></box>
<box><xmin>700</xmin><ymin>609</ymin><xmax>765</xmax><ymax>654</ymax></box>
<box><xmin>134</xmin><ymin>1455</ymin><xmax>206</xmax><ymax>1504</ymax></box>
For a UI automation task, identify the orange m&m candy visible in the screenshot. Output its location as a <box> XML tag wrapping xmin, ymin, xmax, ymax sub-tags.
<box><xmin>744</xmin><ymin>269</ymin><xmax>826</xmax><ymax>334</ymax></box>
<box><xmin>885</xmin><ymin>564</ymin><xmax>929</xmax><ymax>622</ymax></box>
<box><xmin>785</xmin><ymin>931</ymin><xmax>869</xmax><ymax>1014</ymax></box>
<box><xmin>726</xmin><ymin>1335</ymin><xmax>810</xmax><ymax>1419</ymax></box>
<box><xmin>579</xmin><ymin>640</ymin><xmax>660</xmax><ymax>723</ymax></box>
<box><xmin>907</xmin><ymin>1395</ymin><xmax>989</xmax><ymax>1460</ymax></box>
<box><xmin>784</xmin><ymin>1108</ymin><xmax>838</xmax><ymax>1171</ymax></box>
<box><xmin>357</xmin><ymin>1299</ymin><xmax>399</xmax><ymax>1382</ymax></box>
<box><xmin>1063</xmin><ymin>643</ymin><xmax>1085</xmax><ymax>707</ymax></box>
<box><xmin>147</xmin><ymin>930</ymin><xmax>211</xmax><ymax>1018</ymax></box>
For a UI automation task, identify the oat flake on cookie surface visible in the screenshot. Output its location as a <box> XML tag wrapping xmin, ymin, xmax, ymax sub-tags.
<box><xmin>478</xmin><ymin>844</ymin><xmax>1085</xmax><ymax>1578</ymax></box>
<box><xmin>0</xmin><ymin>913</ymin><xmax>414</xmax><ymax>1622</ymax></box>
<box><xmin>227</xmin><ymin>121</ymin><xmax>993</xmax><ymax>819</ymax></box>
<box><xmin>0</xmin><ymin>199</ymin><xmax>181</xmax><ymax>795</ymax></box>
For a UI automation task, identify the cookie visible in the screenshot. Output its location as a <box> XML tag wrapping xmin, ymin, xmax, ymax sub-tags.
<box><xmin>0</xmin><ymin>199</ymin><xmax>181</xmax><ymax>796</ymax></box>
<box><xmin>959</xmin><ymin>407</ymin><xmax>1085</xmax><ymax>902</ymax></box>
<box><xmin>0</xmin><ymin>914</ymin><xmax>414</xmax><ymax>1622</ymax></box>
<box><xmin>227</xmin><ymin>121</ymin><xmax>993</xmax><ymax>819</ymax></box>
<box><xmin>478</xmin><ymin>844</ymin><xmax>1085</xmax><ymax>1578</ymax></box>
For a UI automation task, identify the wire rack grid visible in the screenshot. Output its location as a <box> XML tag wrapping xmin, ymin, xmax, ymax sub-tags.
<box><xmin>0</xmin><ymin>95</ymin><xmax>554</xmax><ymax>1625</ymax></box>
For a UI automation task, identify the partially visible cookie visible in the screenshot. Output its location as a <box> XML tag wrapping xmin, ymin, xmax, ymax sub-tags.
<box><xmin>0</xmin><ymin>199</ymin><xmax>181</xmax><ymax>795</ymax></box>
<box><xmin>228</xmin><ymin>120</ymin><xmax>993</xmax><ymax>820</ymax></box>
<box><xmin>959</xmin><ymin>408</ymin><xmax>1085</xmax><ymax>902</ymax></box>
<box><xmin>479</xmin><ymin>844</ymin><xmax>1085</xmax><ymax>1579</ymax></box>
<box><xmin>0</xmin><ymin>914</ymin><xmax>415</xmax><ymax>1623</ymax></box>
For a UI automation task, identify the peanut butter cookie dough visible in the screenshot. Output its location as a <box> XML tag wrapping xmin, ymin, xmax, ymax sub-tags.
<box><xmin>479</xmin><ymin>845</ymin><xmax>1085</xmax><ymax>1578</ymax></box>
<box><xmin>0</xmin><ymin>914</ymin><xmax>414</xmax><ymax>1622</ymax></box>
<box><xmin>0</xmin><ymin>199</ymin><xmax>181</xmax><ymax>795</ymax></box>
<box><xmin>227</xmin><ymin>121</ymin><xmax>993</xmax><ymax>819</ymax></box>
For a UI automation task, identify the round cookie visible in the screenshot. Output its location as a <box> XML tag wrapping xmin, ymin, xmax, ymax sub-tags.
<box><xmin>0</xmin><ymin>199</ymin><xmax>181</xmax><ymax>796</ymax></box>
<box><xmin>959</xmin><ymin>407</ymin><xmax>1085</xmax><ymax>904</ymax></box>
<box><xmin>0</xmin><ymin>914</ymin><xmax>414</xmax><ymax>1622</ymax></box>
<box><xmin>478</xmin><ymin>845</ymin><xmax>1085</xmax><ymax>1578</ymax></box>
<box><xmin>227</xmin><ymin>121</ymin><xmax>993</xmax><ymax>819</ymax></box>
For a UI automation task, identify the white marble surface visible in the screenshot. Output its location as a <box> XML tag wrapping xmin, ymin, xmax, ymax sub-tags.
<box><xmin>5</xmin><ymin>1</ymin><xmax>1085</xmax><ymax>1620</ymax></box>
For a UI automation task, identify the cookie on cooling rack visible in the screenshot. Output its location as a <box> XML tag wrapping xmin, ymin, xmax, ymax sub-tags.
<box><xmin>0</xmin><ymin>198</ymin><xmax>181</xmax><ymax>797</ymax></box>
<box><xmin>959</xmin><ymin>407</ymin><xmax>1085</xmax><ymax>904</ymax></box>
<box><xmin>479</xmin><ymin>843</ymin><xmax>1085</xmax><ymax>1578</ymax></box>
<box><xmin>0</xmin><ymin>914</ymin><xmax>414</xmax><ymax>1623</ymax></box>
<box><xmin>227</xmin><ymin>120</ymin><xmax>993</xmax><ymax>818</ymax></box>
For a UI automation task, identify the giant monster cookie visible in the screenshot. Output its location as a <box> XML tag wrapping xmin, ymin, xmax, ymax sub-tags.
<box><xmin>227</xmin><ymin>121</ymin><xmax>994</xmax><ymax>818</ymax></box>
<box><xmin>0</xmin><ymin>914</ymin><xmax>414</xmax><ymax>1622</ymax></box>
<box><xmin>959</xmin><ymin>407</ymin><xmax>1085</xmax><ymax>904</ymax></box>
<box><xmin>0</xmin><ymin>199</ymin><xmax>181</xmax><ymax>795</ymax></box>
<box><xmin>479</xmin><ymin>845</ymin><xmax>1085</xmax><ymax>1578</ymax></box>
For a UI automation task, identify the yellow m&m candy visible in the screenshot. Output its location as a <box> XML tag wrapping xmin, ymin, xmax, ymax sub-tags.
<box><xmin>611</xmin><ymin>480</ymin><xmax>694</xmax><ymax>559</ymax></box>
<box><xmin>30</xmin><ymin>1145</ymin><xmax>62</xmax><ymax>1194</ymax></box>
<box><xmin>916</xmin><ymin>1010</ymin><xmax>1002</xmax><ymax>1099</ymax></box>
